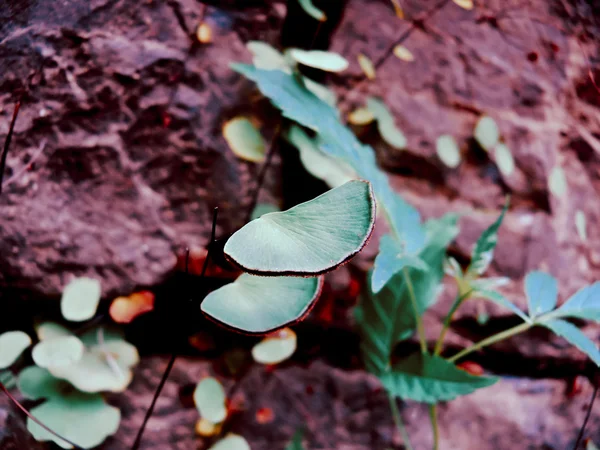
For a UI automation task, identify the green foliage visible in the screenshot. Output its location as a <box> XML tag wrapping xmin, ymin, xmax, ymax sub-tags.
<box><xmin>297</xmin><ymin>0</ymin><xmax>326</xmax><ymax>21</ymax></box>
<box><xmin>540</xmin><ymin>320</ymin><xmax>600</xmax><ymax>366</ymax></box>
<box><xmin>201</xmin><ymin>274</ymin><xmax>323</xmax><ymax>334</ymax></box>
<box><xmin>208</xmin><ymin>434</ymin><xmax>251</xmax><ymax>450</ymax></box>
<box><xmin>436</xmin><ymin>135</ymin><xmax>461</xmax><ymax>168</ymax></box>
<box><xmin>251</xmin><ymin>203</ymin><xmax>280</xmax><ymax>220</ymax></box>
<box><xmin>0</xmin><ymin>331</ymin><xmax>31</xmax><ymax>369</ymax></box>
<box><xmin>525</xmin><ymin>271</ymin><xmax>558</xmax><ymax>319</ymax></box>
<box><xmin>466</xmin><ymin>200</ymin><xmax>508</xmax><ymax>277</ymax></box>
<box><xmin>473</xmin><ymin>116</ymin><xmax>499</xmax><ymax>151</ymax></box>
<box><xmin>32</xmin><ymin>335</ymin><xmax>85</xmax><ymax>369</ymax></box>
<box><xmin>18</xmin><ymin>366</ymin><xmax>120</xmax><ymax>449</ymax></box>
<box><xmin>60</xmin><ymin>277</ymin><xmax>101</xmax><ymax>322</ymax></box>
<box><xmin>366</xmin><ymin>97</ymin><xmax>407</xmax><ymax>150</ymax></box>
<box><xmin>286</xmin><ymin>430</ymin><xmax>305</xmax><ymax>450</ymax></box>
<box><xmin>224</xmin><ymin>180</ymin><xmax>375</xmax><ymax>275</ymax></box>
<box><xmin>552</xmin><ymin>282</ymin><xmax>600</xmax><ymax>321</ymax></box>
<box><xmin>252</xmin><ymin>328</ymin><xmax>297</xmax><ymax>365</ymax></box>
<box><xmin>222</xmin><ymin>117</ymin><xmax>266</xmax><ymax>163</ymax></box>
<box><xmin>380</xmin><ymin>353</ymin><xmax>497</xmax><ymax>404</ymax></box>
<box><xmin>289</xmin><ymin>49</ymin><xmax>348</xmax><ymax>72</ymax></box>
<box><xmin>194</xmin><ymin>377</ymin><xmax>227</xmax><ymax>424</ymax></box>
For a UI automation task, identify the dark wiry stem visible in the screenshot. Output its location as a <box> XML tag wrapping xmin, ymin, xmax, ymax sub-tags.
<box><xmin>0</xmin><ymin>382</ymin><xmax>84</xmax><ymax>449</ymax></box>
<box><xmin>0</xmin><ymin>101</ymin><xmax>22</xmax><ymax>195</ymax></box>
<box><xmin>131</xmin><ymin>207</ymin><xmax>218</xmax><ymax>450</ymax></box>
<box><xmin>573</xmin><ymin>380</ymin><xmax>598</xmax><ymax>449</ymax></box>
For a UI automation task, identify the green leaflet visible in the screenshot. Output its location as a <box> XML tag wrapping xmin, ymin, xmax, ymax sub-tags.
<box><xmin>472</xmin><ymin>288</ymin><xmax>530</xmax><ymax>323</ymax></box>
<box><xmin>0</xmin><ymin>331</ymin><xmax>31</xmax><ymax>369</ymax></box>
<box><xmin>297</xmin><ymin>0</ymin><xmax>326</xmax><ymax>21</ymax></box>
<box><xmin>356</xmin><ymin>214</ymin><xmax>459</xmax><ymax>374</ymax></box>
<box><xmin>540</xmin><ymin>319</ymin><xmax>600</xmax><ymax>366</ymax></box>
<box><xmin>286</xmin><ymin>430</ymin><xmax>305</xmax><ymax>450</ymax></box>
<box><xmin>194</xmin><ymin>377</ymin><xmax>227</xmax><ymax>423</ymax></box>
<box><xmin>551</xmin><ymin>281</ymin><xmax>600</xmax><ymax>322</ymax></box>
<box><xmin>224</xmin><ymin>180</ymin><xmax>375</xmax><ymax>275</ymax></box>
<box><xmin>60</xmin><ymin>277</ymin><xmax>101</xmax><ymax>322</ymax></box>
<box><xmin>466</xmin><ymin>200</ymin><xmax>509</xmax><ymax>277</ymax></box>
<box><xmin>231</xmin><ymin>64</ymin><xmax>426</xmax><ymax>256</ymax></box>
<box><xmin>381</xmin><ymin>353</ymin><xmax>497</xmax><ymax>404</ymax></box>
<box><xmin>525</xmin><ymin>271</ymin><xmax>558</xmax><ymax>319</ymax></box>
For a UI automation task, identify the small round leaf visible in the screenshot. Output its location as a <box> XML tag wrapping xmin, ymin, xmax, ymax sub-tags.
<box><xmin>208</xmin><ymin>434</ymin><xmax>251</xmax><ymax>450</ymax></box>
<box><xmin>32</xmin><ymin>336</ymin><xmax>85</xmax><ymax>369</ymax></box>
<box><xmin>474</xmin><ymin>116</ymin><xmax>499</xmax><ymax>151</ymax></box>
<box><xmin>36</xmin><ymin>322</ymin><xmax>72</xmax><ymax>341</ymax></box>
<box><xmin>252</xmin><ymin>328</ymin><xmax>297</xmax><ymax>365</ymax></box>
<box><xmin>194</xmin><ymin>377</ymin><xmax>227</xmax><ymax>423</ymax></box>
<box><xmin>494</xmin><ymin>143</ymin><xmax>514</xmax><ymax>176</ymax></box>
<box><xmin>224</xmin><ymin>180</ymin><xmax>375</xmax><ymax>275</ymax></box>
<box><xmin>18</xmin><ymin>366</ymin><xmax>65</xmax><ymax>400</ymax></box>
<box><xmin>223</xmin><ymin>117</ymin><xmax>266</xmax><ymax>163</ymax></box>
<box><xmin>0</xmin><ymin>331</ymin><xmax>31</xmax><ymax>369</ymax></box>
<box><xmin>202</xmin><ymin>275</ymin><xmax>323</xmax><ymax>334</ymax></box>
<box><xmin>246</xmin><ymin>41</ymin><xmax>291</xmax><ymax>72</ymax></box>
<box><xmin>436</xmin><ymin>135</ymin><xmax>461</xmax><ymax>168</ymax></box>
<box><xmin>61</xmin><ymin>277</ymin><xmax>101</xmax><ymax>322</ymax></box>
<box><xmin>289</xmin><ymin>49</ymin><xmax>349</xmax><ymax>72</ymax></box>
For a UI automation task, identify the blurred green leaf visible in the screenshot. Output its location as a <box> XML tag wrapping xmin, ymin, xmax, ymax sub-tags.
<box><xmin>493</xmin><ymin>143</ymin><xmax>514</xmax><ymax>176</ymax></box>
<box><xmin>0</xmin><ymin>331</ymin><xmax>31</xmax><ymax>369</ymax></box>
<box><xmin>540</xmin><ymin>319</ymin><xmax>600</xmax><ymax>366</ymax></box>
<box><xmin>297</xmin><ymin>0</ymin><xmax>326</xmax><ymax>21</ymax></box>
<box><xmin>466</xmin><ymin>200</ymin><xmax>508</xmax><ymax>277</ymax></box>
<box><xmin>36</xmin><ymin>322</ymin><xmax>72</xmax><ymax>341</ymax></box>
<box><xmin>251</xmin><ymin>203</ymin><xmax>280</xmax><ymax>220</ymax></box>
<box><xmin>202</xmin><ymin>274</ymin><xmax>323</xmax><ymax>334</ymax></box>
<box><xmin>549</xmin><ymin>166</ymin><xmax>567</xmax><ymax>198</ymax></box>
<box><xmin>357</xmin><ymin>53</ymin><xmax>376</xmax><ymax>79</ymax></box>
<box><xmin>246</xmin><ymin>41</ymin><xmax>291</xmax><ymax>72</ymax></box>
<box><xmin>60</xmin><ymin>277</ymin><xmax>101</xmax><ymax>322</ymax></box>
<box><xmin>224</xmin><ymin>181</ymin><xmax>375</xmax><ymax>275</ymax></box>
<box><xmin>302</xmin><ymin>77</ymin><xmax>338</xmax><ymax>108</ymax></box>
<box><xmin>525</xmin><ymin>271</ymin><xmax>558</xmax><ymax>319</ymax></box>
<box><xmin>286</xmin><ymin>429</ymin><xmax>305</xmax><ymax>450</ymax></box>
<box><xmin>289</xmin><ymin>49</ymin><xmax>348</xmax><ymax>72</ymax></box>
<box><xmin>32</xmin><ymin>336</ymin><xmax>84</xmax><ymax>369</ymax></box>
<box><xmin>223</xmin><ymin>117</ymin><xmax>266</xmax><ymax>163</ymax></box>
<box><xmin>367</xmin><ymin>97</ymin><xmax>407</xmax><ymax>149</ymax></box>
<box><xmin>576</xmin><ymin>210</ymin><xmax>587</xmax><ymax>241</ymax></box>
<box><xmin>474</xmin><ymin>116</ymin><xmax>499</xmax><ymax>151</ymax></box>
<box><xmin>348</xmin><ymin>107</ymin><xmax>375</xmax><ymax>125</ymax></box>
<box><xmin>208</xmin><ymin>434</ymin><xmax>251</xmax><ymax>450</ymax></box>
<box><xmin>194</xmin><ymin>377</ymin><xmax>227</xmax><ymax>423</ymax></box>
<box><xmin>436</xmin><ymin>135</ymin><xmax>461</xmax><ymax>168</ymax></box>
<box><xmin>252</xmin><ymin>328</ymin><xmax>297</xmax><ymax>365</ymax></box>
<box><xmin>381</xmin><ymin>353</ymin><xmax>497</xmax><ymax>404</ymax></box>
<box><xmin>551</xmin><ymin>282</ymin><xmax>600</xmax><ymax>322</ymax></box>
<box><xmin>471</xmin><ymin>288</ymin><xmax>530</xmax><ymax>323</ymax></box>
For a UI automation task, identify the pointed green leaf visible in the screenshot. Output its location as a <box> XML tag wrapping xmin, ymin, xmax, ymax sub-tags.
<box><xmin>252</xmin><ymin>328</ymin><xmax>297</xmax><ymax>364</ymax></box>
<box><xmin>553</xmin><ymin>282</ymin><xmax>600</xmax><ymax>322</ymax></box>
<box><xmin>194</xmin><ymin>377</ymin><xmax>227</xmax><ymax>423</ymax></box>
<box><xmin>541</xmin><ymin>319</ymin><xmax>600</xmax><ymax>366</ymax></box>
<box><xmin>246</xmin><ymin>41</ymin><xmax>291</xmax><ymax>72</ymax></box>
<box><xmin>289</xmin><ymin>49</ymin><xmax>348</xmax><ymax>72</ymax></box>
<box><xmin>473</xmin><ymin>288</ymin><xmax>530</xmax><ymax>323</ymax></box>
<box><xmin>367</xmin><ymin>98</ymin><xmax>406</xmax><ymax>149</ymax></box>
<box><xmin>474</xmin><ymin>116</ymin><xmax>499</xmax><ymax>151</ymax></box>
<box><xmin>285</xmin><ymin>125</ymin><xmax>355</xmax><ymax>189</ymax></box>
<box><xmin>467</xmin><ymin>201</ymin><xmax>509</xmax><ymax>277</ymax></box>
<box><xmin>201</xmin><ymin>274</ymin><xmax>323</xmax><ymax>334</ymax></box>
<box><xmin>32</xmin><ymin>336</ymin><xmax>85</xmax><ymax>369</ymax></box>
<box><xmin>223</xmin><ymin>117</ymin><xmax>266</xmax><ymax>163</ymax></box>
<box><xmin>372</xmin><ymin>234</ymin><xmax>429</xmax><ymax>293</ymax></box>
<box><xmin>525</xmin><ymin>271</ymin><xmax>558</xmax><ymax>319</ymax></box>
<box><xmin>0</xmin><ymin>331</ymin><xmax>31</xmax><ymax>369</ymax></box>
<box><xmin>61</xmin><ymin>277</ymin><xmax>101</xmax><ymax>322</ymax></box>
<box><xmin>381</xmin><ymin>353</ymin><xmax>497</xmax><ymax>403</ymax></box>
<box><xmin>297</xmin><ymin>0</ymin><xmax>326</xmax><ymax>21</ymax></box>
<box><xmin>231</xmin><ymin>64</ymin><xmax>426</xmax><ymax>255</ymax></box>
<box><xmin>436</xmin><ymin>135</ymin><xmax>461</xmax><ymax>168</ymax></box>
<box><xmin>208</xmin><ymin>435</ymin><xmax>251</xmax><ymax>450</ymax></box>
<box><xmin>224</xmin><ymin>180</ymin><xmax>375</xmax><ymax>275</ymax></box>
<box><xmin>27</xmin><ymin>391</ymin><xmax>120</xmax><ymax>449</ymax></box>
<box><xmin>493</xmin><ymin>143</ymin><xmax>514</xmax><ymax>176</ymax></box>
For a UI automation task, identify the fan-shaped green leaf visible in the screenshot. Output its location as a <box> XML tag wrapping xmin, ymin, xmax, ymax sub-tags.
<box><xmin>467</xmin><ymin>200</ymin><xmax>509</xmax><ymax>277</ymax></box>
<box><xmin>36</xmin><ymin>322</ymin><xmax>72</xmax><ymax>341</ymax></box>
<box><xmin>252</xmin><ymin>328</ymin><xmax>297</xmax><ymax>364</ymax></box>
<box><xmin>224</xmin><ymin>180</ymin><xmax>375</xmax><ymax>275</ymax></box>
<box><xmin>208</xmin><ymin>435</ymin><xmax>251</xmax><ymax>450</ymax></box>
<box><xmin>223</xmin><ymin>117</ymin><xmax>266</xmax><ymax>162</ymax></box>
<box><xmin>285</xmin><ymin>125</ymin><xmax>355</xmax><ymax>189</ymax></box>
<box><xmin>372</xmin><ymin>234</ymin><xmax>428</xmax><ymax>293</ymax></box>
<box><xmin>541</xmin><ymin>319</ymin><xmax>600</xmax><ymax>366</ymax></box>
<box><xmin>381</xmin><ymin>353</ymin><xmax>497</xmax><ymax>403</ymax></box>
<box><xmin>576</xmin><ymin>210</ymin><xmax>587</xmax><ymax>241</ymax></box>
<box><xmin>297</xmin><ymin>0</ymin><xmax>326</xmax><ymax>21</ymax></box>
<box><xmin>27</xmin><ymin>390</ymin><xmax>120</xmax><ymax>449</ymax></box>
<box><xmin>493</xmin><ymin>143</ymin><xmax>514</xmax><ymax>176</ymax></box>
<box><xmin>289</xmin><ymin>49</ymin><xmax>348</xmax><ymax>72</ymax></box>
<box><xmin>49</xmin><ymin>328</ymin><xmax>139</xmax><ymax>393</ymax></box>
<box><xmin>549</xmin><ymin>166</ymin><xmax>567</xmax><ymax>198</ymax></box>
<box><xmin>552</xmin><ymin>282</ymin><xmax>600</xmax><ymax>322</ymax></box>
<box><xmin>194</xmin><ymin>377</ymin><xmax>227</xmax><ymax>423</ymax></box>
<box><xmin>18</xmin><ymin>366</ymin><xmax>66</xmax><ymax>400</ymax></box>
<box><xmin>61</xmin><ymin>277</ymin><xmax>101</xmax><ymax>322</ymax></box>
<box><xmin>251</xmin><ymin>203</ymin><xmax>280</xmax><ymax>220</ymax></box>
<box><xmin>32</xmin><ymin>336</ymin><xmax>85</xmax><ymax>369</ymax></box>
<box><xmin>436</xmin><ymin>135</ymin><xmax>461</xmax><ymax>168</ymax></box>
<box><xmin>246</xmin><ymin>41</ymin><xmax>291</xmax><ymax>72</ymax></box>
<box><xmin>231</xmin><ymin>64</ymin><xmax>425</xmax><ymax>255</ymax></box>
<box><xmin>525</xmin><ymin>271</ymin><xmax>558</xmax><ymax>319</ymax></box>
<box><xmin>367</xmin><ymin>98</ymin><xmax>406</xmax><ymax>149</ymax></box>
<box><xmin>474</xmin><ymin>116</ymin><xmax>499</xmax><ymax>151</ymax></box>
<box><xmin>202</xmin><ymin>274</ymin><xmax>323</xmax><ymax>334</ymax></box>
<box><xmin>0</xmin><ymin>331</ymin><xmax>31</xmax><ymax>369</ymax></box>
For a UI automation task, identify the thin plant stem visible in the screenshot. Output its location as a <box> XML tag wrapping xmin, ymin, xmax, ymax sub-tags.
<box><xmin>387</xmin><ymin>392</ymin><xmax>414</xmax><ymax>450</ymax></box>
<box><xmin>434</xmin><ymin>290</ymin><xmax>472</xmax><ymax>356</ymax></box>
<box><xmin>573</xmin><ymin>381</ymin><xmax>598</xmax><ymax>450</ymax></box>
<box><xmin>403</xmin><ymin>268</ymin><xmax>427</xmax><ymax>354</ymax></box>
<box><xmin>429</xmin><ymin>404</ymin><xmax>439</xmax><ymax>450</ymax></box>
<box><xmin>448</xmin><ymin>322</ymin><xmax>532</xmax><ymax>363</ymax></box>
<box><xmin>0</xmin><ymin>100</ymin><xmax>22</xmax><ymax>195</ymax></box>
<box><xmin>131</xmin><ymin>208</ymin><xmax>218</xmax><ymax>450</ymax></box>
